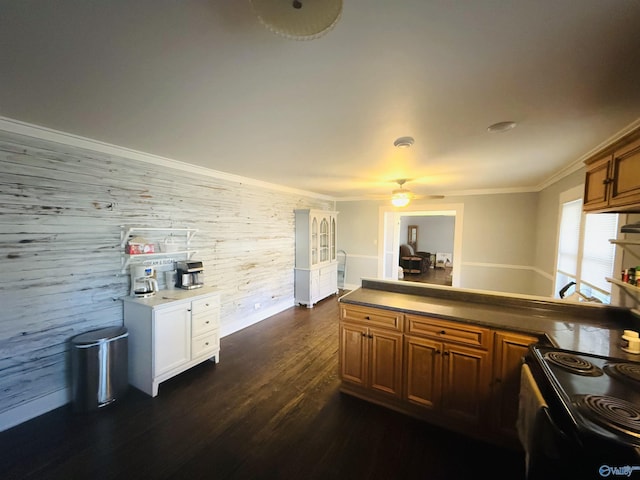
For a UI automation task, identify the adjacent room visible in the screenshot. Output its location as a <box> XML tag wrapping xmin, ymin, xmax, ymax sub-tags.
<box><xmin>1</xmin><ymin>1</ymin><xmax>640</xmax><ymax>479</ymax></box>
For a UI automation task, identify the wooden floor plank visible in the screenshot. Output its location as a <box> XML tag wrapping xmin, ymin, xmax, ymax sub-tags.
<box><xmin>0</xmin><ymin>294</ymin><xmax>525</xmax><ymax>479</ymax></box>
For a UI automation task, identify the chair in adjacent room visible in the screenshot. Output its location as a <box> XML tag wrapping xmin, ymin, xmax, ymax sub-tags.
<box><xmin>399</xmin><ymin>244</ymin><xmax>430</xmax><ymax>275</ymax></box>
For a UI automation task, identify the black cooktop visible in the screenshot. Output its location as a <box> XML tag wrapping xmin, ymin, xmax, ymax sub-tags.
<box><xmin>529</xmin><ymin>345</ymin><xmax>640</xmax><ymax>445</ymax></box>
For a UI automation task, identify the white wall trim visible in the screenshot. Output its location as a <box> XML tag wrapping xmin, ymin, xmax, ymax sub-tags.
<box><xmin>220</xmin><ymin>298</ymin><xmax>294</xmax><ymax>338</ymax></box>
<box><xmin>462</xmin><ymin>261</ymin><xmax>554</xmax><ymax>280</ymax></box>
<box><xmin>0</xmin><ymin>115</ymin><xmax>333</xmax><ymax>201</ymax></box>
<box><xmin>0</xmin><ymin>388</ymin><xmax>70</xmax><ymax>433</ymax></box>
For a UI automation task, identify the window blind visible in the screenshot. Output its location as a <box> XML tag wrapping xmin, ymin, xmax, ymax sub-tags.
<box><xmin>557</xmin><ymin>199</ymin><xmax>582</xmax><ymax>276</ymax></box>
<box><xmin>581</xmin><ymin>213</ymin><xmax>618</xmax><ymax>293</ymax></box>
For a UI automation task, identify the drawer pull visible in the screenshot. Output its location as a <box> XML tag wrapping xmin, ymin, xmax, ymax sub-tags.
<box><xmin>205</xmin><ymin>320</ymin><xmax>210</xmax><ymax>324</ymax></box>
<box><xmin>440</xmin><ymin>330</ymin><xmax>446</xmax><ymax>335</ymax></box>
<box><xmin>205</xmin><ymin>342</ymin><xmax>209</xmax><ymax>346</ymax></box>
<box><xmin>364</xmin><ymin>316</ymin><xmax>370</xmax><ymax>320</ymax></box>
<box><xmin>205</xmin><ymin>303</ymin><xmax>209</xmax><ymax>307</ymax></box>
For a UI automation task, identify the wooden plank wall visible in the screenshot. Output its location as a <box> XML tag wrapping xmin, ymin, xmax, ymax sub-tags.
<box><xmin>0</xmin><ymin>129</ymin><xmax>332</xmax><ymax>417</ymax></box>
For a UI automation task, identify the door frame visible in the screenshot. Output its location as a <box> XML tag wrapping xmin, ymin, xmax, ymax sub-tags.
<box><xmin>377</xmin><ymin>203</ymin><xmax>464</xmax><ymax>287</ymax></box>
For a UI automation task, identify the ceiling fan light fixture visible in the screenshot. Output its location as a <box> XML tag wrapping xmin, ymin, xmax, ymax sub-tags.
<box><xmin>391</xmin><ymin>179</ymin><xmax>411</xmax><ymax>207</ymax></box>
<box><xmin>393</xmin><ymin>136</ymin><xmax>415</xmax><ymax>148</ymax></box>
<box><xmin>487</xmin><ymin>121</ymin><xmax>517</xmax><ymax>133</ymax></box>
<box><xmin>250</xmin><ymin>0</ymin><xmax>343</xmax><ymax>40</ymax></box>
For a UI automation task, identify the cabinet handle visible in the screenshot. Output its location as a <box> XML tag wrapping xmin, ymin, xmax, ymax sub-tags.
<box><xmin>205</xmin><ymin>342</ymin><xmax>209</xmax><ymax>346</ymax></box>
<box><xmin>603</xmin><ymin>178</ymin><xmax>613</xmax><ymax>185</ymax></box>
<box><xmin>364</xmin><ymin>316</ymin><xmax>370</xmax><ymax>320</ymax></box>
<box><xmin>435</xmin><ymin>349</ymin><xmax>441</xmax><ymax>354</ymax></box>
<box><xmin>443</xmin><ymin>351</ymin><xmax>450</xmax><ymax>356</ymax></box>
<box><xmin>368</xmin><ymin>334</ymin><xmax>374</xmax><ymax>339</ymax></box>
<box><xmin>187</xmin><ymin>308</ymin><xmax>192</xmax><ymax>312</ymax></box>
<box><xmin>205</xmin><ymin>320</ymin><xmax>210</xmax><ymax>324</ymax></box>
<box><xmin>361</xmin><ymin>332</ymin><xmax>367</xmax><ymax>337</ymax></box>
<box><xmin>439</xmin><ymin>330</ymin><xmax>446</xmax><ymax>335</ymax></box>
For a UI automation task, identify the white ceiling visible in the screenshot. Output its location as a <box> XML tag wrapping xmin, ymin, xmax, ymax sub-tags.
<box><xmin>2</xmin><ymin>0</ymin><xmax>640</xmax><ymax>200</ymax></box>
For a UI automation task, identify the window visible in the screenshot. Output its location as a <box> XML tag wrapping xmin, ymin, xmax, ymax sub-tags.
<box><xmin>555</xmin><ymin>191</ymin><xmax>619</xmax><ymax>304</ymax></box>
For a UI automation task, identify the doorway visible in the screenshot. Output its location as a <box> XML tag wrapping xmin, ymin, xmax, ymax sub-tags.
<box><xmin>377</xmin><ymin>203</ymin><xmax>464</xmax><ymax>288</ymax></box>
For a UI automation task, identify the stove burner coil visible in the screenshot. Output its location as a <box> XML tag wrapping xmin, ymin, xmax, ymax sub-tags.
<box><xmin>604</xmin><ymin>362</ymin><xmax>640</xmax><ymax>384</ymax></box>
<box><xmin>543</xmin><ymin>351</ymin><xmax>603</xmax><ymax>376</ymax></box>
<box><xmin>574</xmin><ymin>394</ymin><xmax>640</xmax><ymax>438</ymax></box>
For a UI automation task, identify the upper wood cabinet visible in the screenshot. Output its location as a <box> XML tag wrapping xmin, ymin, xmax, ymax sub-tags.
<box><xmin>583</xmin><ymin>128</ymin><xmax>640</xmax><ymax>213</ymax></box>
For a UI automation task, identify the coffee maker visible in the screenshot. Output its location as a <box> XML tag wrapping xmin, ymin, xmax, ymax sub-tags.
<box><xmin>130</xmin><ymin>265</ymin><xmax>159</xmax><ymax>298</ymax></box>
<box><xmin>176</xmin><ymin>261</ymin><xmax>204</xmax><ymax>289</ymax></box>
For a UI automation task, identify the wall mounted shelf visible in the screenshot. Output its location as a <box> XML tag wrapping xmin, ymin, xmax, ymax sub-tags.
<box><xmin>120</xmin><ymin>226</ymin><xmax>198</xmax><ymax>273</ymax></box>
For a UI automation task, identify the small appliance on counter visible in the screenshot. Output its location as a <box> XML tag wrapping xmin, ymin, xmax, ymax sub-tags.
<box><xmin>176</xmin><ymin>261</ymin><xmax>204</xmax><ymax>289</ymax></box>
<box><xmin>130</xmin><ymin>265</ymin><xmax>159</xmax><ymax>298</ymax></box>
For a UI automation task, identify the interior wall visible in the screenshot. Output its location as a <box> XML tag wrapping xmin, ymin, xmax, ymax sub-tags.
<box><xmin>0</xmin><ymin>128</ymin><xmax>331</xmax><ymax>430</ymax></box>
<box><xmin>400</xmin><ymin>216</ymin><xmax>455</xmax><ymax>259</ymax></box>
<box><xmin>337</xmin><ymin>192</ymin><xmax>540</xmax><ymax>293</ymax></box>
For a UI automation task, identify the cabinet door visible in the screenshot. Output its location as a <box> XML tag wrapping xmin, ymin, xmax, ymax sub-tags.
<box><xmin>610</xmin><ymin>137</ymin><xmax>640</xmax><ymax>208</ymax></box>
<box><xmin>319</xmin><ymin>215</ymin><xmax>329</xmax><ymax>263</ymax></box>
<box><xmin>369</xmin><ymin>327</ymin><xmax>403</xmax><ymax>398</ymax></box>
<box><xmin>440</xmin><ymin>343</ymin><xmax>491</xmax><ymax>427</ymax></box>
<box><xmin>340</xmin><ymin>323</ymin><xmax>368</xmax><ymax>387</ymax></box>
<box><xmin>154</xmin><ymin>303</ymin><xmax>191</xmax><ymax>376</ymax></box>
<box><xmin>491</xmin><ymin>331</ymin><xmax>538</xmax><ymax>441</ymax></box>
<box><xmin>405</xmin><ymin>336</ymin><xmax>442</xmax><ymax>409</ymax></box>
<box><xmin>583</xmin><ymin>155</ymin><xmax>611</xmax><ymax>211</ymax></box>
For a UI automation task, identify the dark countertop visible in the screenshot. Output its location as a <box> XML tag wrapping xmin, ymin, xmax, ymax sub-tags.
<box><xmin>339</xmin><ymin>279</ymin><xmax>640</xmax><ymax>361</ymax></box>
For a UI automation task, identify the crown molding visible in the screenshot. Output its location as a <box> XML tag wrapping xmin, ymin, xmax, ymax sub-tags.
<box><xmin>0</xmin><ymin>116</ymin><xmax>333</xmax><ymax>201</ymax></box>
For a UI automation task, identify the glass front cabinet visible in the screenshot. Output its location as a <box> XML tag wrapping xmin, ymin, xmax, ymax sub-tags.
<box><xmin>294</xmin><ymin>209</ymin><xmax>339</xmax><ymax>307</ymax></box>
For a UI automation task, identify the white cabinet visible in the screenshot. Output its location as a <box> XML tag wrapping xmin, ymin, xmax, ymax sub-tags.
<box><xmin>154</xmin><ymin>303</ymin><xmax>191</xmax><ymax>376</ymax></box>
<box><xmin>123</xmin><ymin>290</ymin><xmax>220</xmax><ymax>396</ymax></box>
<box><xmin>294</xmin><ymin>209</ymin><xmax>338</xmax><ymax>307</ymax></box>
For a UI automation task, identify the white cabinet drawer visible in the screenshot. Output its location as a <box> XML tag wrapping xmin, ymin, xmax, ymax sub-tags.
<box><xmin>192</xmin><ymin>312</ymin><xmax>218</xmax><ymax>337</ymax></box>
<box><xmin>192</xmin><ymin>330</ymin><xmax>220</xmax><ymax>359</ymax></box>
<box><xmin>192</xmin><ymin>295</ymin><xmax>219</xmax><ymax>316</ymax></box>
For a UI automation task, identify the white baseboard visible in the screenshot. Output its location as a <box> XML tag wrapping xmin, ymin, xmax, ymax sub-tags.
<box><xmin>0</xmin><ymin>388</ymin><xmax>70</xmax><ymax>433</ymax></box>
<box><xmin>220</xmin><ymin>298</ymin><xmax>295</xmax><ymax>338</ymax></box>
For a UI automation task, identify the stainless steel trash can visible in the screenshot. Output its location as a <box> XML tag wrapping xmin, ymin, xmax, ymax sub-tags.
<box><xmin>71</xmin><ymin>326</ymin><xmax>129</xmax><ymax>412</ymax></box>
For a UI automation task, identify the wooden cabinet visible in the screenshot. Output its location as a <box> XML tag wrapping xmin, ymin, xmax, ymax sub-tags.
<box><xmin>490</xmin><ymin>331</ymin><xmax>539</xmax><ymax>443</ymax></box>
<box><xmin>583</xmin><ymin>129</ymin><xmax>640</xmax><ymax>213</ymax></box>
<box><xmin>338</xmin><ymin>301</ymin><xmax>541</xmax><ymax>448</ymax></box>
<box><xmin>295</xmin><ymin>209</ymin><xmax>339</xmax><ymax>307</ymax></box>
<box><xmin>404</xmin><ymin>314</ymin><xmax>492</xmax><ymax>429</ymax></box>
<box><xmin>124</xmin><ymin>292</ymin><xmax>220</xmax><ymax>397</ymax></box>
<box><xmin>339</xmin><ymin>305</ymin><xmax>404</xmax><ymax>398</ymax></box>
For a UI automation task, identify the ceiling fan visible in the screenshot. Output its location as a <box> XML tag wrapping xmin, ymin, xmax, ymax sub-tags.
<box><xmin>389</xmin><ymin>179</ymin><xmax>444</xmax><ymax>207</ymax></box>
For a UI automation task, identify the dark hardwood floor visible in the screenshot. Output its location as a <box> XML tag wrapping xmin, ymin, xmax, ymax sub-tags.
<box><xmin>0</xmin><ymin>293</ymin><xmax>525</xmax><ymax>480</ymax></box>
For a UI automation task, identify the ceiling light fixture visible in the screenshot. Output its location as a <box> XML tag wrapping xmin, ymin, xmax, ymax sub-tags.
<box><xmin>391</xmin><ymin>179</ymin><xmax>412</xmax><ymax>207</ymax></box>
<box><xmin>394</xmin><ymin>136</ymin><xmax>415</xmax><ymax>148</ymax></box>
<box><xmin>250</xmin><ymin>0</ymin><xmax>343</xmax><ymax>40</ymax></box>
<box><xmin>487</xmin><ymin>121</ymin><xmax>517</xmax><ymax>133</ymax></box>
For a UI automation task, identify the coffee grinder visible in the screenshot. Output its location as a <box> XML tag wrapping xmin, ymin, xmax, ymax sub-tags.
<box><xmin>130</xmin><ymin>265</ymin><xmax>159</xmax><ymax>298</ymax></box>
<box><xmin>176</xmin><ymin>261</ymin><xmax>204</xmax><ymax>289</ymax></box>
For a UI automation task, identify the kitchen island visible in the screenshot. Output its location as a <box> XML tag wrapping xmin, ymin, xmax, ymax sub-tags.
<box><xmin>337</xmin><ymin>278</ymin><xmax>639</xmax><ymax>449</ymax></box>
